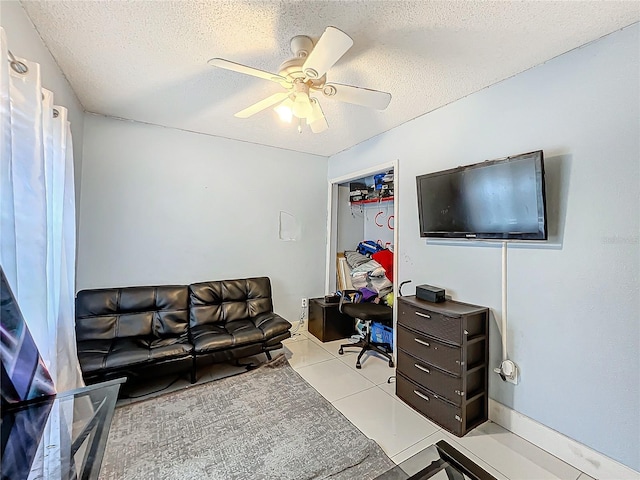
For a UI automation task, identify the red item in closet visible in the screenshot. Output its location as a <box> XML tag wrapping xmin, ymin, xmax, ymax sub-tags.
<box><xmin>372</xmin><ymin>249</ymin><xmax>394</xmax><ymax>283</ymax></box>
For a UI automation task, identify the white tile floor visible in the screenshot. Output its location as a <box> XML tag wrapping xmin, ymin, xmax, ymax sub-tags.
<box><xmin>280</xmin><ymin>329</ymin><xmax>594</xmax><ymax>480</ymax></box>
<box><xmin>117</xmin><ymin>328</ymin><xmax>595</xmax><ymax>480</ymax></box>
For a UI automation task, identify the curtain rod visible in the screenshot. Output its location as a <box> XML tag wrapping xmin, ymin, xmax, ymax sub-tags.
<box><xmin>6</xmin><ymin>48</ymin><xmax>59</xmax><ymax>117</ymax></box>
<box><xmin>7</xmin><ymin>49</ymin><xmax>28</xmax><ymax>74</ymax></box>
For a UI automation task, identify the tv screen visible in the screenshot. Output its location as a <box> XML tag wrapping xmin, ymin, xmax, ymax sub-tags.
<box><xmin>416</xmin><ymin>150</ymin><xmax>547</xmax><ymax>240</ymax></box>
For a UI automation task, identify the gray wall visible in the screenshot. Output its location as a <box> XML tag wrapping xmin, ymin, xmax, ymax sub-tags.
<box><xmin>1</xmin><ymin>0</ymin><xmax>85</xmax><ymax>206</ymax></box>
<box><xmin>78</xmin><ymin>114</ymin><xmax>328</xmax><ymax>323</ymax></box>
<box><xmin>337</xmin><ymin>185</ymin><xmax>365</xmax><ymax>253</ymax></box>
<box><xmin>328</xmin><ymin>25</ymin><xmax>639</xmax><ymax>471</ymax></box>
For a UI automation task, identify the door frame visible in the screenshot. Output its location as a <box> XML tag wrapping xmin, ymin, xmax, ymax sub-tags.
<box><xmin>325</xmin><ymin>159</ymin><xmax>399</xmax><ymax>356</ymax></box>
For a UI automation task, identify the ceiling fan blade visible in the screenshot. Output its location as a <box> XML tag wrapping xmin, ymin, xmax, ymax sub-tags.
<box><xmin>208</xmin><ymin>58</ymin><xmax>289</xmax><ymax>85</ymax></box>
<box><xmin>307</xmin><ymin>99</ymin><xmax>328</xmax><ymax>133</ymax></box>
<box><xmin>302</xmin><ymin>27</ymin><xmax>353</xmax><ymax>80</ymax></box>
<box><xmin>235</xmin><ymin>92</ymin><xmax>291</xmax><ymax>118</ymax></box>
<box><xmin>323</xmin><ymin>83</ymin><xmax>391</xmax><ymax>110</ymax></box>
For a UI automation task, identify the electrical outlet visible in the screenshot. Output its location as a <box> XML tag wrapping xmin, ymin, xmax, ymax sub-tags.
<box><xmin>505</xmin><ymin>360</ymin><xmax>519</xmax><ymax>385</ymax></box>
<box><xmin>301</xmin><ymin>298</ymin><xmax>308</xmax><ymax>308</ymax></box>
<box><xmin>502</xmin><ymin>360</ymin><xmax>518</xmax><ymax>384</ymax></box>
<box><xmin>494</xmin><ymin>360</ymin><xmax>519</xmax><ymax>385</ymax></box>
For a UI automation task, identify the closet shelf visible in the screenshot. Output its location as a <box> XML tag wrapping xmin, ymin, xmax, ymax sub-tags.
<box><xmin>350</xmin><ymin>196</ymin><xmax>394</xmax><ymax>206</ymax></box>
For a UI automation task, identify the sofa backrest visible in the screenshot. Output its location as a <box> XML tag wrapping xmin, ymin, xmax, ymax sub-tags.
<box><xmin>189</xmin><ymin>277</ymin><xmax>273</xmax><ymax>327</ymax></box>
<box><xmin>75</xmin><ymin>285</ymin><xmax>190</xmax><ymax>341</ymax></box>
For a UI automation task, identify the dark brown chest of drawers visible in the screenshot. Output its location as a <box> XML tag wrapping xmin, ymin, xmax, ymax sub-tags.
<box><xmin>396</xmin><ymin>296</ymin><xmax>489</xmax><ymax>436</ymax></box>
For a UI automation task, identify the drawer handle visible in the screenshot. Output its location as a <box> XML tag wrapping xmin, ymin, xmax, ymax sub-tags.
<box><xmin>413</xmin><ymin>390</ymin><xmax>430</xmax><ymax>402</ymax></box>
<box><xmin>414</xmin><ymin>363</ymin><xmax>430</xmax><ymax>374</ymax></box>
<box><xmin>414</xmin><ymin>338</ymin><xmax>430</xmax><ymax>347</ymax></box>
<box><xmin>415</xmin><ymin>311</ymin><xmax>431</xmax><ymax>319</ymax></box>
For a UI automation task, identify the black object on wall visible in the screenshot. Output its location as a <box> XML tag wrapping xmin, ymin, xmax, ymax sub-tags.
<box><xmin>416</xmin><ymin>150</ymin><xmax>547</xmax><ymax>240</ymax></box>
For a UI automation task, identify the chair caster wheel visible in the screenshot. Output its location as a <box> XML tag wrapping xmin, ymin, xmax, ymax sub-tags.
<box><xmin>338</xmin><ymin>348</ymin><xmax>344</xmax><ymax>355</ymax></box>
<box><xmin>388</xmin><ymin>360</ymin><xmax>394</xmax><ymax>368</ymax></box>
<box><xmin>356</xmin><ymin>363</ymin><xmax>362</xmax><ymax>369</ymax></box>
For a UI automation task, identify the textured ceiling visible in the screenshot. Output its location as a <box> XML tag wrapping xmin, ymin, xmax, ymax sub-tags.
<box><xmin>20</xmin><ymin>1</ymin><xmax>640</xmax><ymax>157</ymax></box>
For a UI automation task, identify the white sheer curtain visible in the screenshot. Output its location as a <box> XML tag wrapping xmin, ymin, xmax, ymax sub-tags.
<box><xmin>0</xmin><ymin>27</ymin><xmax>83</xmax><ymax>393</ymax></box>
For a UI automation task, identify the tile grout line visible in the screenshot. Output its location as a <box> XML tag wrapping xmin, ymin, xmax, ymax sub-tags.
<box><xmin>444</xmin><ymin>433</ymin><xmax>512</xmax><ymax>480</ymax></box>
<box><xmin>310</xmin><ymin>348</ymin><xmax>515</xmax><ymax>477</ymax></box>
<box><xmin>389</xmin><ymin>428</ymin><xmax>445</xmax><ymax>464</ymax></box>
<box><xmin>290</xmin><ymin>355</ymin><xmax>338</xmax><ymax>372</ymax></box>
<box><xmin>329</xmin><ymin>384</ymin><xmax>380</xmax><ymax>406</ymax></box>
<box><xmin>294</xmin><ymin>334</ymin><xmax>539</xmax><ymax>479</ymax></box>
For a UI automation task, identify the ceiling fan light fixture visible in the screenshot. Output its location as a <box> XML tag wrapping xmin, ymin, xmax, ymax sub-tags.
<box><xmin>274</xmin><ymin>97</ymin><xmax>295</xmax><ymax>123</ymax></box>
<box><xmin>274</xmin><ymin>104</ymin><xmax>293</xmax><ymax>123</ymax></box>
<box><xmin>209</xmin><ymin>26</ymin><xmax>390</xmax><ymax>132</ymax></box>
<box><xmin>306</xmin><ymin>98</ymin><xmax>323</xmax><ymax>124</ymax></box>
<box><xmin>292</xmin><ymin>91</ymin><xmax>313</xmax><ymax>118</ymax></box>
<box><xmin>307</xmin><ymin>98</ymin><xmax>328</xmax><ymax>133</ymax></box>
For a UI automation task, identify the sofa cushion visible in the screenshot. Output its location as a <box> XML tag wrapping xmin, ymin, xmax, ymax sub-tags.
<box><xmin>191</xmin><ymin>319</ymin><xmax>263</xmax><ymax>354</ymax></box>
<box><xmin>189</xmin><ymin>277</ymin><xmax>274</xmax><ymax>327</ymax></box>
<box><xmin>77</xmin><ymin>340</ymin><xmax>112</xmax><ymax>373</ymax></box>
<box><xmin>108</xmin><ymin>338</ymin><xmax>156</xmax><ymax>368</ymax></box>
<box><xmin>145</xmin><ymin>336</ymin><xmax>193</xmax><ymax>360</ymax></box>
<box><xmin>225</xmin><ymin>319</ymin><xmax>265</xmax><ymax>345</ymax></box>
<box><xmin>77</xmin><ymin>335</ymin><xmax>193</xmax><ymax>375</ymax></box>
<box><xmin>190</xmin><ymin>324</ymin><xmax>233</xmax><ymax>353</ymax></box>
<box><xmin>190</xmin><ymin>312</ymin><xmax>291</xmax><ymax>354</ymax></box>
<box><xmin>76</xmin><ymin>285</ymin><xmax>190</xmax><ymax>341</ymax></box>
<box><xmin>253</xmin><ymin>312</ymin><xmax>291</xmax><ymax>338</ymax></box>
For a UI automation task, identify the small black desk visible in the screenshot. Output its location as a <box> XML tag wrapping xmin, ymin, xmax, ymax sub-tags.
<box><xmin>308</xmin><ymin>298</ymin><xmax>355</xmax><ymax>342</ymax></box>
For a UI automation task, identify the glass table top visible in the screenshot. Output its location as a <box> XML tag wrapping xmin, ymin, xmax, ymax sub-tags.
<box><xmin>1</xmin><ymin>377</ymin><xmax>124</xmax><ymax>480</ymax></box>
<box><xmin>376</xmin><ymin>440</ymin><xmax>497</xmax><ymax>480</ymax></box>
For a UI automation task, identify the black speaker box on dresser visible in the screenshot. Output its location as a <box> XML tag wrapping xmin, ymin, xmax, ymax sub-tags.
<box><xmin>415</xmin><ymin>284</ymin><xmax>445</xmax><ymax>303</ymax></box>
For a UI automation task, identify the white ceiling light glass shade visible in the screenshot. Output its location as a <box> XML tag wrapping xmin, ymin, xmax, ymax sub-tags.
<box><xmin>274</xmin><ymin>97</ymin><xmax>295</xmax><ymax>123</ymax></box>
<box><xmin>275</xmin><ymin>96</ymin><xmax>327</xmax><ymax>132</ymax></box>
<box><xmin>292</xmin><ymin>91</ymin><xmax>313</xmax><ymax>118</ymax></box>
<box><xmin>307</xmin><ymin>98</ymin><xmax>328</xmax><ymax>133</ymax></box>
<box><xmin>306</xmin><ymin>98</ymin><xmax>324</xmax><ymax>123</ymax></box>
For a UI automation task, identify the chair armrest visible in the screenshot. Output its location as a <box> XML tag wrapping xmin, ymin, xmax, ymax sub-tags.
<box><xmin>338</xmin><ymin>290</ymin><xmax>362</xmax><ymax>314</ymax></box>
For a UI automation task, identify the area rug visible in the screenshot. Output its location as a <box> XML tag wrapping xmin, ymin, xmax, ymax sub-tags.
<box><xmin>99</xmin><ymin>354</ymin><xmax>395</xmax><ymax>479</ymax></box>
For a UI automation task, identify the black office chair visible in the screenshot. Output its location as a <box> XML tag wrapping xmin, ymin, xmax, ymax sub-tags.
<box><xmin>337</xmin><ymin>290</ymin><xmax>394</xmax><ymax>369</ymax></box>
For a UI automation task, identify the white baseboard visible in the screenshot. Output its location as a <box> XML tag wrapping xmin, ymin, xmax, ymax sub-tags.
<box><xmin>488</xmin><ymin>399</ymin><xmax>640</xmax><ymax>480</ymax></box>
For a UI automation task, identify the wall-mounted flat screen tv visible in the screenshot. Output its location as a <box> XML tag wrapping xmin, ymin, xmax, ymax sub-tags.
<box><xmin>416</xmin><ymin>150</ymin><xmax>547</xmax><ymax>240</ymax></box>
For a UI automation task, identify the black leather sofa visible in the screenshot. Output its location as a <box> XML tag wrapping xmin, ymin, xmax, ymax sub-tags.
<box><xmin>75</xmin><ymin>277</ymin><xmax>291</xmax><ymax>385</ymax></box>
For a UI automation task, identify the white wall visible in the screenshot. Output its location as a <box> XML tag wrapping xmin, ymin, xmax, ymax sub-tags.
<box><xmin>337</xmin><ymin>185</ymin><xmax>364</xmax><ymax>253</ymax></box>
<box><xmin>329</xmin><ymin>25</ymin><xmax>639</xmax><ymax>471</ymax></box>
<box><xmin>0</xmin><ymin>0</ymin><xmax>84</xmax><ymax>205</ymax></box>
<box><xmin>78</xmin><ymin>114</ymin><xmax>328</xmax><ymax>322</ymax></box>
<box><xmin>362</xmin><ymin>201</ymin><xmax>394</xmax><ymax>249</ymax></box>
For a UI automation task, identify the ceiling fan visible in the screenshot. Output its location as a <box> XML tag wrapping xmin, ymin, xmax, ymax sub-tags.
<box><xmin>208</xmin><ymin>27</ymin><xmax>392</xmax><ymax>133</ymax></box>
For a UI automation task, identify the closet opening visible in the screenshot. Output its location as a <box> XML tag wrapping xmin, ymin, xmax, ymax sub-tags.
<box><xmin>325</xmin><ymin>160</ymin><xmax>399</xmax><ymax>354</ymax></box>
